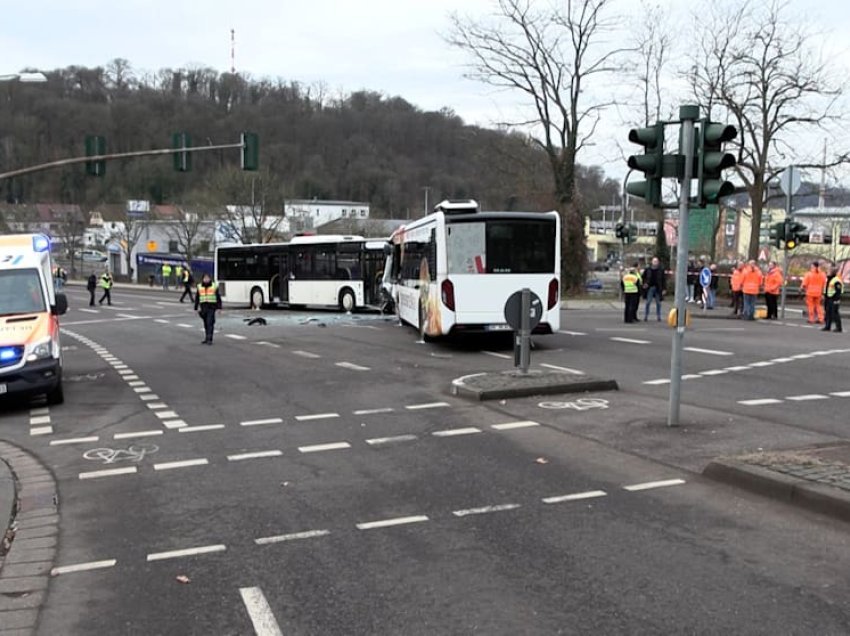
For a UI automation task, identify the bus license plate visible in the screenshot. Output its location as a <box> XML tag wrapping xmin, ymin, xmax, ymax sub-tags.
<box><xmin>487</xmin><ymin>324</ymin><xmax>512</xmax><ymax>331</ymax></box>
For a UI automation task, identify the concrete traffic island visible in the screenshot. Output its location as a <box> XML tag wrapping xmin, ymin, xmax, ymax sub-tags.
<box><xmin>451</xmin><ymin>369</ymin><xmax>618</xmax><ymax>401</ymax></box>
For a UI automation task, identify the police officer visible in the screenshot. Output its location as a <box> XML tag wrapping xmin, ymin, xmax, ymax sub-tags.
<box><xmin>98</xmin><ymin>270</ymin><xmax>113</xmax><ymax>306</ymax></box>
<box><xmin>823</xmin><ymin>267</ymin><xmax>843</xmax><ymax>333</ymax></box>
<box><xmin>162</xmin><ymin>262</ymin><xmax>172</xmax><ymax>290</ymax></box>
<box><xmin>194</xmin><ymin>273</ymin><xmax>222</xmax><ymax>344</ymax></box>
<box><xmin>179</xmin><ymin>267</ymin><xmax>194</xmax><ymax>303</ymax></box>
<box><xmin>621</xmin><ymin>265</ymin><xmax>641</xmax><ymax>323</ymax></box>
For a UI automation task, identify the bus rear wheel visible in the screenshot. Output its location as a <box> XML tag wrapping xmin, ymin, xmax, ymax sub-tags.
<box><xmin>339</xmin><ymin>288</ymin><xmax>356</xmax><ymax>313</ymax></box>
<box><xmin>250</xmin><ymin>287</ymin><xmax>264</xmax><ymax>310</ymax></box>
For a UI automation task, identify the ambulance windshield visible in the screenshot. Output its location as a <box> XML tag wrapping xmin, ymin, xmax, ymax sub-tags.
<box><xmin>0</xmin><ymin>269</ymin><xmax>46</xmax><ymax>316</ymax></box>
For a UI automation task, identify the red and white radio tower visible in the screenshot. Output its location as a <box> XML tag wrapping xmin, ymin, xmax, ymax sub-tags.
<box><xmin>230</xmin><ymin>28</ymin><xmax>236</xmax><ymax>74</ymax></box>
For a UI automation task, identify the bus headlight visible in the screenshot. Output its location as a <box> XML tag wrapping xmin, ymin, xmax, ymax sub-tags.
<box><xmin>26</xmin><ymin>339</ymin><xmax>53</xmax><ymax>362</ymax></box>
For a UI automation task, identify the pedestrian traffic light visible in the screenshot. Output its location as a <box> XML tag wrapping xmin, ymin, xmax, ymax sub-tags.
<box><xmin>241</xmin><ymin>132</ymin><xmax>259</xmax><ymax>171</ymax></box>
<box><xmin>615</xmin><ymin>222</ymin><xmax>625</xmax><ymax>239</ymax></box>
<box><xmin>696</xmin><ymin>119</ymin><xmax>737</xmax><ymax>207</ymax></box>
<box><xmin>769</xmin><ymin>222</ymin><xmax>785</xmax><ymax>249</ymax></box>
<box><xmin>626</xmin><ymin>123</ymin><xmax>664</xmax><ymax>207</ymax></box>
<box><xmin>84</xmin><ymin>135</ymin><xmax>106</xmax><ymax>177</ymax></box>
<box><xmin>172</xmin><ymin>132</ymin><xmax>192</xmax><ymax>172</ymax></box>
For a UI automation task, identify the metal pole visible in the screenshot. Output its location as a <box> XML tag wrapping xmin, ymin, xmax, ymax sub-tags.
<box><xmin>668</xmin><ymin>105</ymin><xmax>699</xmax><ymax>428</ymax></box>
<box><xmin>780</xmin><ymin>166</ymin><xmax>793</xmax><ymax>320</ymax></box>
<box><xmin>519</xmin><ymin>288</ymin><xmax>531</xmax><ymax>374</ymax></box>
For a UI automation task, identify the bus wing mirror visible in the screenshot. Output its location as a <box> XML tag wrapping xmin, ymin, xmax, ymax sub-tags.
<box><xmin>53</xmin><ymin>293</ymin><xmax>68</xmax><ymax>316</ymax></box>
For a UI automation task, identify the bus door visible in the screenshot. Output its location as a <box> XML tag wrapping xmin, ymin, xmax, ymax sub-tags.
<box><xmin>269</xmin><ymin>253</ymin><xmax>290</xmax><ymax>303</ymax></box>
<box><xmin>362</xmin><ymin>248</ymin><xmax>386</xmax><ymax>306</ymax></box>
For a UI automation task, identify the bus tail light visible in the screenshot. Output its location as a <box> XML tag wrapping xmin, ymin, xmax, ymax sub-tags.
<box><xmin>441</xmin><ymin>279</ymin><xmax>455</xmax><ymax>311</ymax></box>
<box><xmin>548</xmin><ymin>278</ymin><xmax>559</xmax><ymax>309</ymax></box>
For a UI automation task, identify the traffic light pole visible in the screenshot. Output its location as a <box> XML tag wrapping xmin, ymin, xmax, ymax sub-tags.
<box><xmin>668</xmin><ymin>105</ymin><xmax>698</xmax><ymax>428</ymax></box>
<box><xmin>780</xmin><ymin>166</ymin><xmax>794</xmax><ymax>320</ymax></box>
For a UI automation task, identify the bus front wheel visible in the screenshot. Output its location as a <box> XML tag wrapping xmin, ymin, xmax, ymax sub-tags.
<box><xmin>339</xmin><ymin>288</ymin><xmax>356</xmax><ymax>313</ymax></box>
<box><xmin>250</xmin><ymin>287</ymin><xmax>264</xmax><ymax>310</ymax></box>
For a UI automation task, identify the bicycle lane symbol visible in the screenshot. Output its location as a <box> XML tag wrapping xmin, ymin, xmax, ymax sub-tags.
<box><xmin>537</xmin><ymin>398</ymin><xmax>610</xmax><ymax>411</ymax></box>
<box><xmin>83</xmin><ymin>444</ymin><xmax>159</xmax><ymax>464</ymax></box>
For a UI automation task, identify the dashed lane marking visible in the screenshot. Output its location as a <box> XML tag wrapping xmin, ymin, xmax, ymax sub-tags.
<box><xmin>699</xmin><ymin>369</ymin><xmax>728</xmax><ymax>376</ymax></box>
<box><xmin>786</xmin><ymin>394</ymin><xmax>829</xmax><ymax>401</ymax></box>
<box><xmin>254</xmin><ymin>530</ymin><xmax>330</xmax><ymax>545</ymax></box>
<box><xmin>539</xmin><ymin>363</ymin><xmax>585</xmax><ymax>375</ymax></box>
<box><xmin>180</xmin><ymin>425</ymin><xmax>226</xmax><ymax>433</ymax></box>
<box><xmin>295</xmin><ymin>413</ymin><xmax>340</xmax><ymax>422</ymax></box>
<box><xmin>623</xmin><ymin>478</ymin><xmax>686</xmax><ymax>492</ymax></box>
<box><xmin>482</xmin><ymin>350</ymin><xmax>512</xmax><ymax>359</ymax></box>
<box><xmin>356</xmin><ymin>515</ymin><xmax>429</xmax><ymax>530</ymax></box>
<box><xmin>146</xmin><ymin>544</ymin><xmax>226</xmax><ymax>562</ymax></box>
<box><xmin>177</xmin><ymin>323</ymin><xmax>193</xmax><ymax>329</ymax></box>
<box><xmin>559</xmin><ymin>330</ymin><xmax>588</xmax><ymax>336</ymax></box>
<box><xmin>154</xmin><ymin>319</ymin><xmax>170</xmax><ymax>324</ymax></box>
<box><xmin>50</xmin><ymin>436</ymin><xmax>99</xmax><ymax>446</ymax></box>
<box><xmin>227</xmin><ymin>450</ymin><xmax>283</xmax><ymax>462</ymax></box>
<box><xmin>153</xmin><ymin>458</ymin><xmax>208</xmax><ymax>471</ymax></box>
<box><xmin>831</xmin><ymin>391</ymin><xmax>850</xmax><ymax>397</ymax></box>
<box><xmin>643</xmin><ymin>378</ymin><xmax>671</xmax><ymax>385</ymax></box>
<box><xmin>292</xmin><ymin>350</ymin><xmax>321</xmax><ymax>359</ymax></box>
<box><xmin>114</xmin><ymin>430</ymin><xmax>163</xmax><ymax>439</ymax></box>
<box><xmin>240</xmin><ymin>418</ymin><xmax>283</xmax><ymax>427</ymax></box>
<box><xmin>432</xmin><ymin>427</ymin><xmax>481</xmax><ymax>437</ymax></box>
<box><xmin>610</xmin><ymin>337</ymin><xmax>651</xmax><ymax>345</ymax></box>
<box><xmin>51</xmin><ymin>559</ymin><xmax>117</xmax><ymax>576</ymax></box>
<box><xmin>491</xmin><ymin>421</ymin><xmax>540</xmax><ymax>431</ymax></box>
<box><xmin>542</xmin><ymin>490</ymin><xmax>607</xmax><ymax>504</ymax></box>
<box><xmin>353</xmin><ymin>408</ymin><xmax>394</xmax><ymax>415</ymax></box>
<box><xmin>683</xmin><ymin>347</ymin><xmax>734</xmax><ymax>356</ymax></box>
<box><xmin>452</xmin><ymin>504</ymin><xmax>520</xmax><ymax>517</ymax></box>
<box><xmin>748</xmin><ymin>361</ymin><xmax>775</xmax><ymax>368</ymax></box>
<box><xmin>117</xmin><ymin>314</ymin><xmax>139</xmax><ymax>319</ymax></box>
<box><xmin>255</xmin><ymin>341</ymin><xmax>281</xmax><ymax>348</ymax></box>
<box><xmin>737</xmin><ymin>398</ymin><xmax>784</xmax><ymax>406</ymax></box>
<box><xmin>77</xmin><ymin>308</ymin><xmax>98</xmax><ymax>314</ymax></box>
<box><xmin>335</xmin><ymin>361</ymin><xmax>371</xmax><ymax>371</ymax></box>
<box><xmin>298</xmin><ymin>442</ymin><xmax>351</xmax><ymax>453</ymax></box>
<box><xmin>239</xmin><ymin>586</ymin><xmax>284</xmax><ymax>636</ymax></box>
<box><xmin>405</xmin><ymin>402</ymin><xmax>450</xmax><ymax>410</ymax></box>
<box><xmin>366</xmin><ymin>434</ymin><xmax>418</xmax><ymax>445</ymax></box>
<box><xmin>79</xmin><ymin>467</ymin><xmax>138</xmax><ymax>480</ymax></box>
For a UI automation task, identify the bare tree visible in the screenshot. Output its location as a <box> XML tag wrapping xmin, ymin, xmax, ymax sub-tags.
<box><xmin>448</xmin><ymin>0</ymin><xmax>625</xmax><ymax>292</ymax></box>
<box><xmin>201</xmin><ymin>168</ymin><xmax>287</xmax><ymax>244</ymax></box>
<box><xmin>52</xmin><ymin>208</ymin><xmax>87</xmax><ymax>277</ymax></box>
<box><xmin>167</xmin><ymin>206</ymin><xmax>214</xmax><ymax>265</ymax></box>
<box><xmin>109</xmin><ymin>209</ymin><xmax>148</xmax><ymax>281</ymax></box>
<box><xmin>688</xmin><ymin>0</ymin><xmax>845</xmax><ymax>261</ymax></box>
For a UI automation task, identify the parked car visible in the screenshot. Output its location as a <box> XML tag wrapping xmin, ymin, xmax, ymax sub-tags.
<box><xmin>78</xmin><ymin>249</ymin><xmax>108</xmax><ymax>262</ymax></box>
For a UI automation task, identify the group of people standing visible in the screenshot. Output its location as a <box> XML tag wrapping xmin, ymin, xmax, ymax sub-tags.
<box><xmin>621</xmin><ymin>257</ymin><xmax>666</xmax><ymax>323</ymax></box>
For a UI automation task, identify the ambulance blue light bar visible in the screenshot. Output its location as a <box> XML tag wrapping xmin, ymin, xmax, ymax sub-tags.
<box><xmin>32</xmin><ymin>235</ymin><xmax>50</xmax><ymax>252</ymax></box>
<box><xmin>0</xmin><ymin>347</ymin><xmax>17</xmax><ymax>361</ymax></box>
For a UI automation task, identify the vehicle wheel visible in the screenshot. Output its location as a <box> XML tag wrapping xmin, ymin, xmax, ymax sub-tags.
<box><xmin>339</xmin><ymin>288</ymin><xmax>356</xmax><ymax>313</ymax></box>
<box><xmin>46</xmin><ymin>382</ymin><xmax>64</xmax><ymax>406</ymax></box>
<box><xmin>250</xmin><ymin>287</ymin><xmax>264</xmax><ymax>310</ymax></box>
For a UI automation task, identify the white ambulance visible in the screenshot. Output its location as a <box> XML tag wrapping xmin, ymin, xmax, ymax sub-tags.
<box><xmin>0</xmin><ymin>234</ymin><xmax>68</xmax><ymax>404</ymax></box>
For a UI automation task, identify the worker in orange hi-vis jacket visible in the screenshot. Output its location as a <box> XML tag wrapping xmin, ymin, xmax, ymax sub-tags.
<box><xmin>763</xmin><ymin>261</ymin><xmax>784</xmax><ymax>320</ymax></box>
<box><xmin>801</xmin><ymin>261</ymin><xmax>828</xmax><ymax>324</ymax></box>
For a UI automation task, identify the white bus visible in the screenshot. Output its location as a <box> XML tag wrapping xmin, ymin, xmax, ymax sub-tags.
<box><xmin>215</xmin><ymin>235</ymin><xmax>389</xmax><ymax>311</ymax></box>
<box><xmin>385</xmin><ymin>200</ymin><xmax>561</xmax><ymax>338</ymax></box>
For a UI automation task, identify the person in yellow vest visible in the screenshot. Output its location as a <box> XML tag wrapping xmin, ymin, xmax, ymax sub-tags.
<box><xmin>621</xmin><ymin>265</ymin><xmax>641</xmax><ymax>323</ymax></box>
<box><xmin>98</xmin><ymin>270</ymin><xmax>113</xmax><ymax>306</ymax></box>
<box><xmin>822</xmin><ymin>267</ymin><xmax>843</xmax><ymax>333</ymax></box>
<box><xmin>161</xmin><ymin>263</ymin><xmax>172</xmax><ymax>290</ymax></box>
<box><xmin>194</xmin><ymin>273</ymin><xmax>222</xmax><ymax>344</ymax></box>
<box><xmin>179</xmin><ymin>267</ymin><xmax>194</xmax><ymax>303</ymax></box>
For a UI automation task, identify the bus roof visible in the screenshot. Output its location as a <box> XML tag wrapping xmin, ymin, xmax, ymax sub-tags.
<box><xmin>289</xmin><ymin>234</ymin><xmax>365</xmax><ymax>244</ymax></box>
<box><xmin>390</xmin><ymin>210</ymin><xmax>557</xmax><ymax>237</ymax></box>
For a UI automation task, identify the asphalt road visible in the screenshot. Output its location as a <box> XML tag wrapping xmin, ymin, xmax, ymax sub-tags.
<box><xmin>2</xmin><ymin>287</ymin><xmax>850</xmax><ymax>635</ymax></box>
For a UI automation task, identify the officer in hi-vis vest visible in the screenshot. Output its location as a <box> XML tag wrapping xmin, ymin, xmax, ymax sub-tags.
<box><xmin>621</xmin><ymin>266</ymin><xmax>641</xmax><ymax>324</ymax></box>
<box><xmin>194</xmin><ymin>273</ymin><xmax>222</xmax><ymax>344</ymax></box>
<box><xmin>823</xmin><ymin>267</ymin><xmax>843</xmax><ymax>333</ymax></box>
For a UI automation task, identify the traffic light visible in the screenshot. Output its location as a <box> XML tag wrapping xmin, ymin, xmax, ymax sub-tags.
<box><xmin>84</xmin><ymin>135</ymin><xmax>106</xmax><ymax>177</ymax></box>
<box><xmin>172</xmin><ymin>132</ymin><xmax>192</xmax><ymax>172</ymax></box>
<box><xmin>626</xmin><ymin>224</ymin><xmax>638</xmax><ymax>244</ymax></box>
<box><xmin>696</xmin><ymin>119</ymin><xmax>737</xmax><ymax>207</ymax></box>
<box><xmin>769</xmin><ymin>222</ymin><xmax>785</xmax><ymax>249</ymax></box>
<box><xmin>241</xmin><ymin>132</ymin><xmax>259</xmax><ymax>171</ymax></box>
<box><xmin>626</xmin><ymin>123</ymin><xmax>664</xmax><ymax>207</ymax></box>
<box><xmin>784</xmin><ymin>220</ymin><xmax>806</xmax><ymax>250</ymax></box>
<box><xmin>615</xmin><ymin>222</ymin><xmax>625</xmax><ymax>239</ymax></box>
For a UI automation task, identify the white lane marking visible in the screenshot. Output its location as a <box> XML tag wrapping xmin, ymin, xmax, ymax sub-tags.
<box><xmin>255</xmin><ymin>341</ymin><xmax>281</xmax><ymax>348</ymax></box>
<box><xmin>147</xmin><ymin>403</ymin><xmax>168</xmax><ymax>410</ymax></box>
<box><xmin>177</xmin><ymin>323</ymin><xmax>193</xmax><ymax>328</ymax></box>
<box><xmin>227</xmin><ymin>450</ymin><xmax>283</xmax><ymax>461</ymax></box>
<box><xmin>700</xmin><ymin>369</ymin><xmax>728</xmax><ymax>376</ymax></box>
<box><xmin>30</xmin><ymin>415</ymin><xmax>51</xmax><ymax>425</ymax></box>
<box><xmin>114</xmin><ymin>430</ymin><xmax>163</xmax><ymax>439</ymax></box>
<box><xmin>683</xmin><ymin>347</ymin><xmax>734</xmax><ymax>356</ymax></box>
<box><xmin>366</xmin><ymin>434</ymin><xmax>418</xmax><ymax>445</ymax></box>
<box><xmin>29</xmin><ymin>407</ymin><xmax>49</xmax><ymax>416</ymax></box>
<box><xmin>830</xmin><ymin>391</ymin><xmax>850</xmax><ymax>397</ymax></box>
<box><xmin>112</xmin><ymin>364</ymin><xmax>128</xmax><ymax>369</ymax></box>
<box><xmin>155</xmin><ymin>410</ymin><xmax>179</xmax><ymax>419</ymax></box>
<box><xmin>255</xmin><ymin>530</ymin><xmax>330</xmax><ymax>545</ymax></box>
<box><xmin>239</xmin><ymin>586</ymin><xmax>284</xmax><ymax>636</ymax></box>
<box><xmin>405</xmin><ymin>402</ymin><xmax>450</xmax><ymax>410</ymax></box>
<box><xmin>77</xmin><ymin>308</ymin><xmax>98</xmax><ymax>314</ymax></box>
<box><xmin>539</xmin><ymin>363</ymin><xmax>585</xmax><ymax>375</ymax></box>
<box><xmin>492</xmin><ymin>421</ymin><xmax>540</xmax><ymax>431</ymax></box>
<box><xmin>117</xmin><ymin>313</ymin><xmax>139</xmax><ymax>319</ymax></box>
<box><xmin>610</xmin><ymin>337</ymin><xmax>651</xmax><ymax>344</ymax></box>
<box><xmin>153</xmin><ymin>459</ymin><xmax>208</xmax><ymax>471</ymax></box>
<box><xmin>432</xmin><ymin>427</ymin><xmax>481</xmax><ymax>437</ymax></box>
<box><xmin>790</xmin><ymin>353</ymin><xmax>814</xmax><ymax>359</ymax></box>
<box><xmin>79</xmin><ymin>467</ymin><xmax>138</xmax><ymax>480</ymax></box>
<box><xmin>117</xmin><ymin>369</ymin><xmax>133</xmax><ymax>375</ymax></box>
<box><xmin>162</xmin><ymin>419</ymin><xmax>187</xmax><ymax>429</ymax></box>
<box><xmin>353</xmin><ymin>408</ymin><xmax>394</xmax><ymax>415</ymax></box>
<box><xmin>225</xmin><ymin>334</ymin><xmax>247</xmax><ymax>340</ymax></box>
<box><xmin>623</xmin><ymin>478</ymin><xmax>686</xmax><ymax>492</ymax></box>
<box><xmin>748</xmin><ymin>361</ymin><xmax>774</xmax><ymax>368</ymax></box>
<box><xmin>771</xmin><ymin>357</ymin><xmax>795</xmax><ymax>363</ymax></box>
<box><xmin>723</xmin><ymin>366</ymin><xmax>750</xmax><ymax>372</ymax></box>
<box><xmin>51</xmin><ymin>559</ymin><xmax>117</xmax><ymax>576</ymax></box>
<box><xmin>335</xmin><ymin>361</ymin><xmax>371</xmax><ymax>371</ymax></box>
<box><xmin>786</xmin><ymin>394</ymin><xmax>829</xmax><ymax>401</ymax></box>
<box><xmin>241</xmin><ymin>417</ymin><xmax>284</xmax><ymax>427</ymax></box>
<box><xmin>452</xmin><ymin>503</ymin><xmax>520</xmax><ymax>517</ymax></box>
<box><xmin>542</xmin><ymin>490</ymin><xmax>607</xmax><ymax>504</ymax></box>
<box><xmin>559</xmin><ymin>330</ymin><xmax>588</xmax><ymax>336</ymax></box>
<box><xmin>682</xmin><ymin>374</ymin><xmax>702</xmax><ymax>380</ymax></box>
<box><xmin>30</xmin><ymin>426</ymin><xmax>53</xmax><ymax>436</ymax></box>
<box><xmin>298</xmin><ymin>442</ymin><xmax>351</xmax><ymax>453</ymax></box>
<box><xmin>134</xmin><ymin>387</ymin><xmax>152</xmax><ymax>393</ymax></box>
<box><xmin>482</xmin><ymin>350</ymin><xmax>512</xmax><ymax>359</ymax></box>
<box><xmin>123</xmin><ymin>375</ymin><xmax>140</xmax><ymax>381</ymax></box>
<box><xmin>154</xmin><ymin>319</ymin><xmax>170</xmax><ymax>324</ymax></box>
<box><xmin>146</xmin><ymin>544</ymin><xmax>226</xmax><ymax>562</ymax></box>
<box><xmin>295</xmin><ymin>413</ymin><xmax>339</xmax><ymax>422</ymax></box>
<box><xmin>738</xmin><ymin>398</ymin><xmax>783</xmax><ymax>406</ymax></box>
<box><xmin>50</xmin><ymin>436</ymin><xmax>99</xmax><ymax>446</ymax></box>
<box><xmin>356</xmin><ymin>515</ymin><xmax>429</xmax><ymax>530</ymax></box>
<box><xmin>180</xmin><ymin>424</ymin><xmax>226</xmax><ymax>433</ymax></box>
<box><xmin>292</xmin><ymin>350</ymin><xmax>320</xmax><ymax>359</ymax></box>
<box><xmin>128</xmin><ymin>381</ymin><xmax>146</xmax><ymax>387</ymax></box>
<box><xmin>643</xmin><ymin>378</ymin><xmax>670</xmax><ymax>385</ymax></box>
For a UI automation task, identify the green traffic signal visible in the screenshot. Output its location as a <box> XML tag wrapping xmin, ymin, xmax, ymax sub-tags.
<box><xmin>241</xmin><ymin>132</ymin><xmax>259</xmax><ymax>171</ymax></box>
<box><xmin>84</xmin><ymin>135</ymin><xmax>106</xmax><ymax>177</ymax></box>
<box><xmin>626</xmin><ymin>123</ymin><xmax>664</xmax><ymax>207</ymax></box>
<box><xmin>172</xmin><ymin>132</ymin><xmax>192</xmax><ymax>172</ymax></box>
<box><xmin>696</xmin><ymin>120</ymin><xmax>737</xmax><ymax>207</ymax></box>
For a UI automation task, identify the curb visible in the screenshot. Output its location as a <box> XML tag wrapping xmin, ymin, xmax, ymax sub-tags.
<box><xmin>704</xmin><ymin>458</ymin><xmax>850</xmax><ymax>523</ymax></box>
<box><xmin>0</xmin><ymin>441</ymin><xmax>59</xmax><ymax>635</ymax></box>
<box><xmin>451</xmin><ymin>372</ymin><xmax>619</xmax><ymax>402</ymax></box>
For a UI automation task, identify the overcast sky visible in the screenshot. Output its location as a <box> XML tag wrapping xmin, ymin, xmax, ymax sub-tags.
<box><xmin>5</xmin><ymin>0</ymin><xmax>850</xmax><ymax>188</ymax></box>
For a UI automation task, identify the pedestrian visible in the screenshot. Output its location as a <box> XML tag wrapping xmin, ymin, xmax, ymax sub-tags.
<box><xmin>801</xmin><ymin>261</ymin><xmax>827</xmax><ymax>324</ymax></box>
<box><xmin>162</xmin><ymin>263</ymin><xmax>172</xmax><ymax>290</ymax></box>
<box><xmin>621</xmin><ymin>265</ymin><xmax>641</xmax><ymax>323</ymax></box>
<box><xmin>707</xmin><ymin>263</ymin><xmax>719</xmax><ymax>309</ymax></box>
<box><xmin>693</xmin><ymin>259</ymin><xmax>705</xmax><ymax>307</ymax></box>
<box><xmin>179</xmin><ymin>267</ymin><xmax>194</xmax><ymax>303</ymax></box>
<box><xmin>86</xmin><ymin>272</ymin><xmax>97</xmax><ymax>306</ymax></box>
<box><xmin>763</xmin><ymin>261</ymin><xmax>783</xmax><ymax>320</ymax></box>
<box><xmin>641</xmin><ymin>256</ymin><xmax>665</xmax><ymax>321</ymax></box>
<box><xmin>98</xmin><ymin>270</ymin><xmax>113</xmax><ymax>306</ymax></box>
<box><xmin>194</xmin><ymin>273</ymin><xmax>222</xmax><ymax>345</ymax></box>
<box><xmin>822</xmin><ymin>267</ymin><xmax>843</xmax><ymax>333</ymax></box>
<box><xmin>742</xmin><ymin>260</ymin><xmax>763</xmax><ymax>320</ymax></box>
<box><xmin>730</xmin><ymin>261</ymin><xmax>744</xmax><ymax>317</ymax></box>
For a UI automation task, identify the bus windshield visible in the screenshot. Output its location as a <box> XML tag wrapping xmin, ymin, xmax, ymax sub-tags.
<box><xmin>0</xmin><ymin>269</ymin><xmax>46</xmax><ymax>316</ymax></box>
<box><xmin>446</xmin><ymin>219</ymin><xmax>556</xmax><ymax>274</ymax></box>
